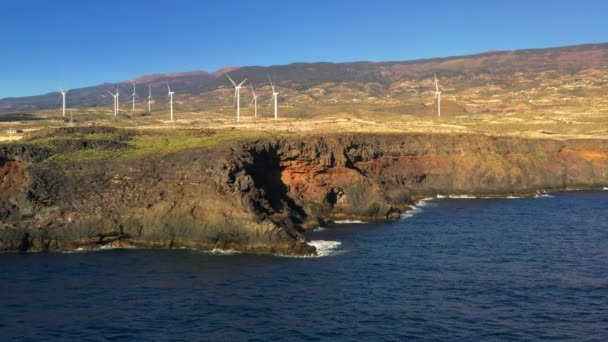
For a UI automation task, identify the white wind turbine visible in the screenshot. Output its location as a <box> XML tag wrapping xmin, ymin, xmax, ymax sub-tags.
<box><xmin>269</xmin><ymin>76</ymin><xmax>279</xmax><ymax>120</ymax></box>
<box><xmin>434</xmin><ymin>73</ymin><xmax>442</xmax><ymax>117</ymax></box>
<box><xmin>146</xmin><ymin>86</ymin><xmax>153</xmax><ymax>112</ymax></box>
<box><xmin>225</xmin><ymin>73</ymin><xmax>247</xmax><ymax>122</ymax></box>
<box><xmin>106</xmin><ymin>87</ymin><xmax>119</xmax><ymax>116</ymax></box>
<box><xmin>167</xmin><ymin>84</ymin><xmax>175</xmax><ymax>121</ymax></box>
<box><xmin>250</xmin><ymin>84</ymin><xmax>258</xmax><ymax>119</ymax></box>
<box><xmin>131</xmin><ymin>84</ymin><xmax>138</xmax><ymax>112</ymax></box>
<box><xmin>59</xmin><ymin>88</ymin><xmax>68</xmax><ymax>118</ymax></box>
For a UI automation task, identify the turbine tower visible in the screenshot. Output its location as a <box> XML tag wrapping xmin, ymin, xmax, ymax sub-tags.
<box><xmin>59</xmin><ymin>88</ymin><xmax>68</xmax><ymax>118</ymax></box>
<box><xmin>146</xmin><ymin>86</ymin><xmax>153</xmax><ymax>112</ymax></box>
<box><xmin>434</xmin><ymin>73</ymin><xmax>442</xmax><ymax>117</ymax></box>
<box><xmin>250</xmin><ymin>85</ymin><xmax>258</xmax><ymax>119</ymax></box>
<box><xmin>167</xmin><ymin>84</ymin><xmax>175</xmax><ymax>121</ymax></box>
<box><xmin>269</xmin><ymin>76</ymin><xmax>279</xmax><ymax>120</ymax></box>
<box><xmin>225</xmin><ymin>73</ymin><xmax>247</xmax><ymax>122</ymax></box>
<box><xmin>131</xmin><ymin>84</ymin><xmax>137</xmax><ymax>112</ymax></box>
<box><xmin>115</xmin><ymin>86</ymin><xmax>120</xmax><ymax>115</ymax></box>
<box><xmin>106</xmin><ymin>87</ymin><xmax>119</xmax><ymax>116</ymax></box>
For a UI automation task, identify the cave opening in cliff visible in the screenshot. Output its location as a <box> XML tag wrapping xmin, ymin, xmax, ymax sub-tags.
<box><xmin>246</xmin><ymin>147</ymin><xmax>307</xmax><ymax>225</ymax></box>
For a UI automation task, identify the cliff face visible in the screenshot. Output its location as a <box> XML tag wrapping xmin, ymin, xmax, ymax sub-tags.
<box><xmin>1</xmin><ymin>129</ymin><xmax>607</xmax><ymax>255</ymax></box>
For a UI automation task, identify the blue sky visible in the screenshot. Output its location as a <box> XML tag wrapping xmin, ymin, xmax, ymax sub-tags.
<box><xmin>0</xmin><ymin>0</ymin><xmax>606</xmax><ymax>98</ymax></box>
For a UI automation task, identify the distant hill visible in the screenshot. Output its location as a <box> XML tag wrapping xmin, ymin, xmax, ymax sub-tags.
<box><xmin>1</xmin><ymin>43</ymin><xmax>607</xmax><ymax>113</ymax></box>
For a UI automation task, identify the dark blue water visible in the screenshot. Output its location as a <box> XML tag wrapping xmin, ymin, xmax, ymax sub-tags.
<box><xmin>2</xmin><ymin>192</ymin><xmax>608</xmax><ymax>341</ymax></box>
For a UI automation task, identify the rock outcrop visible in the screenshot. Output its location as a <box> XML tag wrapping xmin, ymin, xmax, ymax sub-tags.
<box><xmin>1</xmin><ymin>128</ymin><xmax>607</xmax><ymax>255</ymax></box>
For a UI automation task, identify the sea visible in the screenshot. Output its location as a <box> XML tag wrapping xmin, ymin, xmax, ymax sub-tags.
<box><xmin>1</xmin><ymin>191</ymin><xmax>607</xmax><ymax>341</ymax></box>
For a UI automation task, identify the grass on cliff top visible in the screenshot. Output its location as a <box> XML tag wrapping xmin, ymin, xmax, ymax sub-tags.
<box><xmin>27</xmin><ymin>128</ymin><xmax>292</xmax><ymax>164</ymax></box>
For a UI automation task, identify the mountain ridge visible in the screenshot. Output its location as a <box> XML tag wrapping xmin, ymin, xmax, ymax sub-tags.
<box><xmin>1</xmin><ymin>42</ymin><xmax>606</xmax><ymax>112</ymax></box>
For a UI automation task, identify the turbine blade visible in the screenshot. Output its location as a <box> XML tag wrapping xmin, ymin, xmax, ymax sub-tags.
<box><xmin>250</xmin><ymin>85</ymin><xmax>256</xmax><ymax>97</ymax></box>
<box><xmin>238</xmin><ymin>79</ymin><xmax>248</xmax><ymax>87</ymax></box>
<box><xmin>225</xmin><ymin>73</ymin><xmax>237</xmax><ymax>87</ymax></box>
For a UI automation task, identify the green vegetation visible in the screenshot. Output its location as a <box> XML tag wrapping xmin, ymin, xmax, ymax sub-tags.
<box><xmin>24</xmin><ymin>128</ymin><xmax>294</xmax><ymax>164</ymax></box>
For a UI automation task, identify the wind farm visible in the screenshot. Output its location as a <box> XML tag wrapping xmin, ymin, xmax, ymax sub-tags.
<box><xmin>1</xmin><ymin>43</ymin><xmax>607</xmax><ymax>141</ymax></box>
<box><xmin>2</xmin><ymin>2</ymin><xmax>608</xmax><ymax>341</ymax></box>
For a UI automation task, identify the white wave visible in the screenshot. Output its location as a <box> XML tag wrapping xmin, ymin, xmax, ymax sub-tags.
<box><xmin>60</xmin><ymin>245</ymin><xmax>136</xmax><ymax>253</ymax></box>
<box><xmin>535</xmin><ymin>193</ymin><xmax>554</xmax><ymax>198</ymax></box>
<box><xmin>208</xmin><ymin>248</ymin><xmax>241</xmax><ymax>255</ymax></box>
<box><xmin>313</xmin><ymin>227</ymin><xmax>326</xmax><ymax>232</ymax></box>
<box><xmin>437</xmin><ymin>194</ymin><xmax>479</xmax><ymax>199</ymax></box>
<box><xmin>449</xmin><ymin>194</ymin><xmax>479</xmax><ymax>199</ymax></box>
<box><xmin>307</xmin><ymin>240</ymin><xmax>343</xmax><ymax>257</ymax></box>
<box><xmin>400</xmin><ymin>197</ymin><xmax>435</xmax><ymax>219</ymax></box>
<box><xmin>505</xmin><ymin>195</ymin><xmax>523</xmax><ymax>199</ymax></box>
<box><xmin>401</xmin><ymin>205</ymin><xmax>423</xmax><ymax>219</ymax></box>
<box><xmin>416</xmin><ymin>197</ymin><xmax>435</xmax><ymax>207</ymax></box>
<box><xmin>333</xmin><ymin>220</ymin><xmax>366</xmax><ymax>224</ymax></box>
<box><xmin>604</xmin><ymin>187</ymin><xmax>608</xmax><ymax>191</ymax></box>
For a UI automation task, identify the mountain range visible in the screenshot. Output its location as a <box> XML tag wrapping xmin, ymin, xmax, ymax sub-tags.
<box><xmin>1</xmin><ymin>43</ymin><xmax>607</xmax><ymax>114</ymax></box>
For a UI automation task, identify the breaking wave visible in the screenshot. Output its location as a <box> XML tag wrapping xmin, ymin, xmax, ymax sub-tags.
<box><xmin>401</xmin><ymin>197</ymin><xmax>434</xmax><ymax>219</ymax></box>
<box><xmin>437</xmin><ymin>194</ymin><xmax>478</xmax><ymax>199</ymax></box>
<box><xmin>207</xmin><ymin>248</ymin><xmax>241</xmax><ymax>256</ymax></box>
<box><xmin>307</xmin><ymin>240</ymin><xmax>343</xmax><ymax>257</ymax></box>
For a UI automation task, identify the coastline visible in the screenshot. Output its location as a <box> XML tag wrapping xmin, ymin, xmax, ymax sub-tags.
<box><xmin>1</xmin><ymin>127</ymin><xmax>607</xmax><ymax>256</ymax></box>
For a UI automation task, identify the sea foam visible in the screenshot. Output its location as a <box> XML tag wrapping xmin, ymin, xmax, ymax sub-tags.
<box><xmin>208</xmin><ymin>248</ymin><xmax>241</xmax><ymax>255</ymax></box>
<box><xmin>307</xmin><ymin>240</ymin><xmax>343</xmax><ymax>257</ymax></box>
<box><xmin>401</xmin><ymin>197</ymin><xmax>435</xmax><ymax>219</ymax></box>
<box><xmin>333</xmin><ymin>220</ymin><xmax>366</xmax><ymax>224</ymax></box>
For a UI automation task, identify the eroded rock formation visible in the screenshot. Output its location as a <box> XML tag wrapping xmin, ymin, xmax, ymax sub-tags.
<box><xmin>1</xmin><ymin>128</ymin><xmax>607</xmax><ymax>255</ymax></box>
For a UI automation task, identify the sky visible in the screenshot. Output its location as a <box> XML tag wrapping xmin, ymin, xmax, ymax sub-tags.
<box><xmin>0</xmin><ymin>0</ymin><xmax>607</xmax><ymax>98</ymax></box>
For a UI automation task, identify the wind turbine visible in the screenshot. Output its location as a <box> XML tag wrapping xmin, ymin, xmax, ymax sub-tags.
<box><xmin>59</xmin><ymin>88</ymin><xmax>68</xmax><ymax>118</ymax></box>
<box><xmin>269</xmin><ymin>76</ymin><xmax>279</xmax><ymax>120</ymax></box>
<box><xmin>250</xmin><ymin>84</ymin><xmax>258</xmax><ymax>119</ymax></box>
<box><xmin>106</xmin><ymin>87</ymin><xmax>119</xmax><ymax>116</ymax></box>
<box><xmin>146</xmin><ymin>86</ymin><xmax>153</xmax><ymax>112</ymax></box>
<box><xmin>225</xmin><ymin>73</ymin><xmax>247</xmax><ymax>122</ymax></box>
<box><xmin>131</xmin><ymin>84</ymin><xmax>138</xmax><ymax>112</ymax></box>
<box><xmin>434</xmin><ymin>73</ymin><xmax>442</xmax><ymax>117</ymax></box>
<box><xmin>167</xmin><ymin>84</ymin><xmax>175</xmax><ymax>121</ymax></box>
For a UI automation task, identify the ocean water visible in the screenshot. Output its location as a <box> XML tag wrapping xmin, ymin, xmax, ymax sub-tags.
<box><xmin>1</xmin><ymin>192</ymin><xmax>607</xmax><ymax>341</ymax></box>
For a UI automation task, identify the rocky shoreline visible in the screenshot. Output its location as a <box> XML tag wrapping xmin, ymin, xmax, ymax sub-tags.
<box><xmin>1</xmin><ymin>127</ymin><xmax>607</xmax><ymax>256</ymax></box>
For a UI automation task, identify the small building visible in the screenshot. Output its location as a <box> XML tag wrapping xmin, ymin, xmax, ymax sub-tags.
<box><xmin>5</xmin><ymin>129</ymin><xmax>23</xmax><ymax>134</ymax></box>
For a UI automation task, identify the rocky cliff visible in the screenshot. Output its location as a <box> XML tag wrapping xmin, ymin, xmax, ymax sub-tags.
<box><xmin>1</xmin><ymin>128</ymin><xmax>607</xmax><ymax>255</ymax></box>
